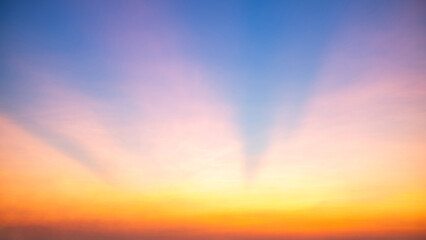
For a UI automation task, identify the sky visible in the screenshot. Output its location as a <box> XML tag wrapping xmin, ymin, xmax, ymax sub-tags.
<box><xmin>1</xmin><ymin>0</ymin><xmax>426</xmax><ymax>239</ymax></box>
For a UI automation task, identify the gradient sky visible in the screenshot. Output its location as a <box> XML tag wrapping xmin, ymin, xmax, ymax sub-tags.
<box><xmin>1</xmin><ymin>0</ymin><xmax>426</xmax><ymax>239</ymax></box>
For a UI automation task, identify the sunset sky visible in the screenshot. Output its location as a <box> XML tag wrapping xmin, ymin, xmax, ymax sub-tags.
<box><xmin>1</xmin><ymin>0</ymin><xmax>426</xmax><ymax>239</ymax></box>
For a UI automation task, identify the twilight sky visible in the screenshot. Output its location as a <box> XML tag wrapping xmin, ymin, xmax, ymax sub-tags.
<box><xmin>1</xmin><ymin>0</ymin><xmax>426</xmax><ymax>239</ymax></box>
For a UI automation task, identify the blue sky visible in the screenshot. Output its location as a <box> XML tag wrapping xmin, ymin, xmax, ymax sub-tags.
<box><xmin>0</xmin><ymin>0</ymin><xmax>423</xmax><ymax>175</ymax></box>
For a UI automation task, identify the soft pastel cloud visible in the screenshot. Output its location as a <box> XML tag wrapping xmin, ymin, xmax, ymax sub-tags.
<box><xmin>253</xmin><ymin>2</ymin><xmax>426</xmax><ymax>234</ymax></box>
<box><xmin>0</xmin><ymin>1</ymin><xmax>425</xmax><ymax>239</ymax></box>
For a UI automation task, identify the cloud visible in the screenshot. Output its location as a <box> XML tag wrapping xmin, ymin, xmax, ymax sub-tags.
<box><xmin>254</xmin><ymin>1</ymin><xmax>426</xmax><ymax>208</ymax></box>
